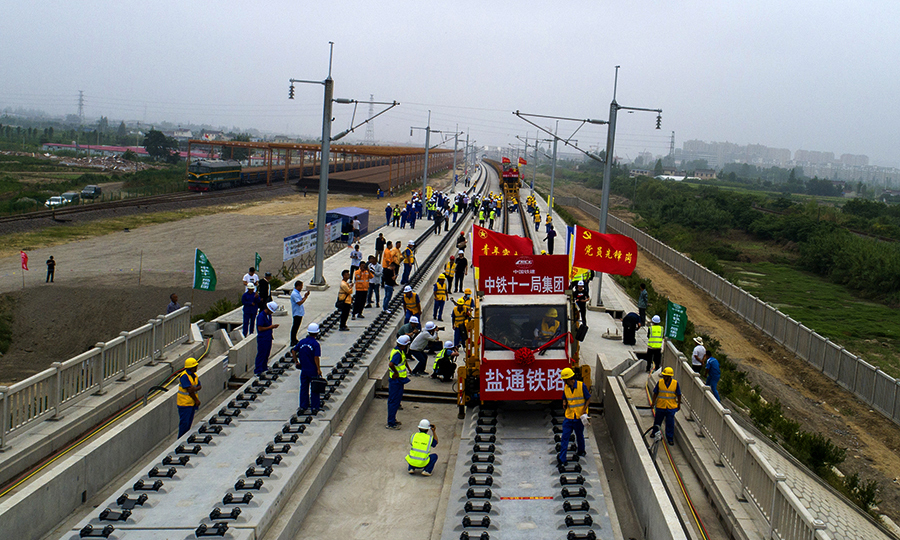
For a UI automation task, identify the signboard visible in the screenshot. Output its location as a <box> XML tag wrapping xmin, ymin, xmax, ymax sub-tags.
<box><xmin>480</xmin><ymin>359</ymin><xmax>570</xmax><ymax>400</ymax></box>
<box><xmin>478</xmin><ymin>255</ymin><xmax>568</xmax><ymax>295</ymax></box>
<box><xmin>283</xmin><ymin>219</ymin><xmax>341</xmax><ymax>262</ymax></box>
<box><xmin>665</xmin><ymin>300</ymin><xmax>687</xmax><ymax>341</ymax></box>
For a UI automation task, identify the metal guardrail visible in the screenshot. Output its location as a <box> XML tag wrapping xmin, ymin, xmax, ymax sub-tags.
<box><xmin>555</xmin><ymin>195</ymin><xmax>900</xmax><ymax>428</ymax></box>
<box><xmin>662</xmin><ymin>343</ymin><xmax>832</xmax><ymax>540</ymax></box>
<box><xmin>0</xmin><ymin>304</ymin><xmax>193</xmax><ymax>448</ymax></box>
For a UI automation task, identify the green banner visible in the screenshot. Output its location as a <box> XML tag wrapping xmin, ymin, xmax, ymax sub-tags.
<box><xmin>255</xmin><ymin>252</ymin><xmax>261</xmax><ymax>271</ymax></box>
<box><xmin>665</xmin><ymin>300</ymin><xmax>687</xmax><ymax>341</ymax></box>
<box><xmin>193</xmin><ymin>248</ymin><xmax>217</xmax><ymax>291</ymax></box>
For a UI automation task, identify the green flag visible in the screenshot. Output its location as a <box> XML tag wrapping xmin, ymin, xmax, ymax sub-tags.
<box><xmin>193</xmin><ymin>248</ymin><xmax>217</xmax><ymax>291</ymax></box>
<box><xmin>665</xmin><ymin>300</ymin><xmax>687</xmax><ymax>341</ymax></box>
<box><xmin>255</xmin><ymin>252</ymin><xmax>261</xmax><ymax>271</ymax></box>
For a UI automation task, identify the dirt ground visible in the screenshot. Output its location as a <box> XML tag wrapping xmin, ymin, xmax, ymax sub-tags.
<box><xmin>0</xmin><ymin>172</ymin><xmax>456</xmax><ymax>385</ymax></box>
<box><xmin>564</xmin><ymin>204</ymin><xmax>900</xmax><ymax>522</ymax></box>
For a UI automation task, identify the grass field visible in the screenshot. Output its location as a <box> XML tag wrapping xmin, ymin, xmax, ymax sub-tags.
<box><xmin>725</xmin><ymin>259</ymin><xmax>900</xmax><ymax>377</ymax></box>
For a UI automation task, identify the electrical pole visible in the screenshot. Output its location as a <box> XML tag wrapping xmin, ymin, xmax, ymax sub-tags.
<box><xmin>549</xmin><ymin>121</ymin><xmax>559</xmax><ymax>211</ymax></box>
<box><xmin>464</xmin><ymin>132</ymin><xmax>469</xmax><ymax>176</ymax></box>
<box><xmin>77</xmin><ymin>91</ymin><xmax>85</xmax><ymax>124</ymax></box>
<box><xmin>423</xmin><ymin>111</ymin><xmax>431</xmax><ymax>197</ymax></box>
<box><xmin>364</xmin><ymin>94</ymin><xmax>375</xmax><ymax>144</ymax></box>
<box><xmin>313</xmin><ymin>47</ymin><xmax>335</xmax><ymax>287</ymax></box>
<box><xmin>595</xmin><ymin>65</ymin><xmax>662</xmax><ymax>307</ymax></box>
<box><xmin>452</xmin><ymin>123</ymin><xmax>458</xmax><ymax>186</ymax></box>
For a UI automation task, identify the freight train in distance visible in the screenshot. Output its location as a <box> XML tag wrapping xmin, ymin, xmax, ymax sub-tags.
<box><xmin>187</xmin><ymin>159</ymin><xmax>294</xmax><ymax>191</ymax></box>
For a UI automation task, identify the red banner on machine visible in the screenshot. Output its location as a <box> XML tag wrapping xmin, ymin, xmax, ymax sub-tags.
<box><xmin>501</xmin><ymin>156</ymin><xmax>511</xmax><ymax>164</ymax></box>
<box><xmin>480</xmin><ymin>359</ymin><xmax>570</xmax><ymax>400</ymax></box>
<box><xmin>471</xmin><ymin>226</ymin><xmax>534</xmax><ymax>267</ymax></box>
<box><xmin>477</xmin><ymin>254</ymin><xmax>568</xmax><ymax>295</ymax></box>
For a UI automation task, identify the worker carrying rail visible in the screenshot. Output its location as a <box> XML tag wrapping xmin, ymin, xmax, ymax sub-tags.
<box><xmin>558</xmin><ymin>368</ymin><xmax>590</xmax><ymax>465</ymax></box>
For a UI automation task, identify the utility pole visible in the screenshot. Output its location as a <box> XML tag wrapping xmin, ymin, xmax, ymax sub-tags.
<box><xmin>596</xmin><ymin>65</ymin><xmax>662</xmax><ymax>306</ymax></box>
<box><xmin>532</xmin><ymin>134</ymin><xmax>539</xmax><ymax>191</ymax></box>
<box><xmin>77</xmin><ymin>91</ymin><xmax>85</xmax><ymax>124</ymax></box>
<box><xmin>452</xmin><ymin>123</ymin><xmax>459</xmax><ymax>185</ymax></box>
<box><xmin>549</xmin><ymin>121</ymin><xmax>559</xmax><ymax>211</ymax></box>
<box><xmin>423</xmin><ymin>111</ymin><xmax>431</xmax><ymax>197</ymax></box>
<box><xmin>464</xmin><ymin>132</ymin><xmax>469</xmax><ymax>175</ymax></box>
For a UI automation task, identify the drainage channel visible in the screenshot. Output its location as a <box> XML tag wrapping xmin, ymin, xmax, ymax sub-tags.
<box><xmin>66</xmin><ymin>178</ymin><xmax>487</xmax><ymax>540</ymax></box>
<box><xmin>441</xmin><ymin>405</ymin><xmax>615</xmax><ymax>540</ymax></box>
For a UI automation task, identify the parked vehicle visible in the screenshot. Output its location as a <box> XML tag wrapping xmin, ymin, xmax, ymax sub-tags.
<box><xmin>44</xmin><ymin>196</ymin><xmax>66</xmax><ymax>208</ymax></box>
<box><xmin>61</xmin><ymin>191</ymin><xmax>81</xmax><ymax>204</ymax></box>
<box><xmin>81</xmin><ymin>185</ymin><xmax>102</xmax><ymax>199</ymax></box>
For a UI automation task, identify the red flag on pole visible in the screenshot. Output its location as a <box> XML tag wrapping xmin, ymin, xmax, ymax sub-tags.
<box><xmin>20</xmin><ymin>250</ymin><xmax>28</xmax><ymax>271</ymax></box>
<box><xmin>570</xmin><ymin>225</ymin><xmax>638</xmax><ymax>276</ymax></box>
<box><xmin>501</xmin><ymin>157</ymin><xmax>511</xmax><ymax>164</ymax></box>
<box><xmin>518</xmin><ymin>157</ymin><xmax>527</xmax><ymax>165</ymax></box>
<box><xmin>471</xmin><ymin>225</ymin><xmax>534</xmax><ymax>267</ymax></box>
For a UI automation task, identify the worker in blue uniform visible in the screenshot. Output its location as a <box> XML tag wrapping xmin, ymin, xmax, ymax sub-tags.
<box><xmin>292</xmin><ymin>323</ymin><xmax>323</xmax><ymax>412</ymax></box>
<box><xmin>255</xmin><ymin>301</ymin><xmax>279</xmax><ymax>375</ymax></box>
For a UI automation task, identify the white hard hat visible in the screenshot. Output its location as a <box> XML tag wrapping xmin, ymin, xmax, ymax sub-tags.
<box><xmin>577</xmin><ymin>280</ymin><xmax>584</xmax><ymax>286</ymax></box>
<box><xmin>307</xmin><ymin>323</ymin><xmax>319</xmax><ymax>334</ymax></box>
<box><xmin>444</xmin><ymin>341</ymin><xmax>455</xmax><ymax>349</ymax></box>
<box><xmin>408</xmin><ymin>240</ymin><xmax>415</xmax><ymax>245</ymax></box>
<box><xmin>404</xmin><ymin>286</ymin><xmax>413</xmax><ymax>293</ymax></box>
<box><xmin>425</xmin><ymin>321</ymin><xmax>436</xmax><ymax>331</ymax></box>
<box><xmin>266</xmin><ymin>301</ymin><xmax>279</xmax><ymax>312</ymax></box>
<box><xmin>409</xmin><ymin>316</ymin><xmax>419</xmax><ymax>324</ymax></box>
<box><xmin>418</xmin><ymin>419</ymin><xmax>431</xmax><ymax>430</ymax></box>
<box><xmin>652</xmin><ymin>315</ymin><xmax>661</xmax><ymax>324</ymax></box>
<box><xmin>397</xmin><ymin>335</ymin><xmax>411</xmax><ymax>346</ymax></box>
<box><xmin>246</xmin><ymin>283</ymin><xmax>256</xmax><ymax>290</ymax></box>
<box><xmin>458</xmin><ymin>250</ymin><xmax>464</xmax><ymax>255</ymax></box>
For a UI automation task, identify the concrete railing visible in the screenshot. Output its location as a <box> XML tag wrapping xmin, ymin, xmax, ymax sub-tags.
<box><xmin>0</xmin><ymin>304</ymin><xmax>193</xmax><ymax>448</ymax></box>
<box><xmin>662</xmin><ymin>343</ymin><xmax>832</xmax><ymax>540</ymax></box>
<box><xmin>555</xmin><ymin>195</ymin><xmax>900</xmax><ymax>428</ymax></box>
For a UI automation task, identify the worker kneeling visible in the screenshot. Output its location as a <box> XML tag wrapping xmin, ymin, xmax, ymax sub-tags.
<box><xmin>558</xmin><ymin>368</ymin><xmax>590</xmax><ymax>465</ymax></box>
<box><xmin>431</xmin><ymin>341</ymin><xmax>459</xmax><ymax>382</ymax></box>
<box><xmin>406</xmin><ymin>419</ymin><xmax>439</xmax><ymax>476</ymax></box>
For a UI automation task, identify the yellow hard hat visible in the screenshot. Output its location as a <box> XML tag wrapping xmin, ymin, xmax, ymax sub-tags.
<box><xmin>545</xmin><ymin>308</ymin><xmax>558</xmax><ymax>318</ymax></box>
<box><xmin>185</xmin><ymin>358</ymin><xmax>199</xmax><ymax>369</ymax></box>
<box><xmin>457</xmin><ymin>298</ymin><xmax>465</xmax><ymax>305</ymax></box>
<box><xmin>465</xmin><ymin>288</ymin><xmax>472</xmax><ymax>295</ymax></box>
<box><xmin>560</xmin><ymin>367</ymin><xmax>575</xmax><ymax>379</ymax></box>
<box><xmin>662</xmin><ymin>367</ymin><xmax>674</xmax><ymax>376</ymax></box>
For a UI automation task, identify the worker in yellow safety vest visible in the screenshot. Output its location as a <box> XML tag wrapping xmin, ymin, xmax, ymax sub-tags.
<box><xmin>431</xmin><ymin>340</ymin><xmax>459</xmax><ymax>382</ymax></box>
<box><xmin>444</xmin><ymin>256</ymin><xmax>456</xmax><ymax>278</ymax></box>
<box><xmin>433</xmin><ymin>274</ymin><xmax>449</xmax><ymax>321</ymax></box>
<box><xmin>401</xmin><ymin>240</ymin><xmax>416</xmax><ymax>284</ymax></box>
<box><xmin>650</xmin><ymin>367</ymin><xmax>681</xmax><ymax>446</ymax></box>
<box><xmin>646</xmin><ymin>315</ymin><xmax>663</xmax><ymax>373</ymax></box>
<box><xmin>177</xmin><ymin>358</ymin><xmax>202</xmax><ymax>437</ymax></box>
<box><xmin>405</xmin><ymin>418</ymin><xmax>439</xmax><ymax>475</ymax></box>
<box><xmin>534</xmin><ymin>307</ymin><xmax>562</xmax><ymax>346</ymax></box>
<box><xmin>308</xmin><ymin>219</ymin><xmax>314</xmax><ymax>230</ymax></box>
<box><xmin>386</xmin><ymin>335</ymin><xmax>412</xmax><ymax>429</ymax></box>
<box><xmin>402</xmin><ymin>285</ymin><xmax>421</xmax><ymax>323</ymax></box>
<box><xmin>533</xmin><ymin>210</ymin><xmax>541</xmax><ymax>231</ymax></box>
<box><xmin>452</xmin><ymin>298</ymin><xmax>470</xmax><ymax>348</ymax></box>
<box><xmin>558</xmin><ymin>367</ymin><xmax>590</xmax><ymax>465</ymax></box>
<box><xmin>461</xmin><ymin>288</ymin><xmax>475</xmax><ymax>311</ymax></box>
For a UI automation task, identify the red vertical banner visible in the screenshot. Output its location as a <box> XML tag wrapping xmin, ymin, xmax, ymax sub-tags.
<box><xmin>20</xmin><ymin>250</ymin><xmax>28</xmax><ymax>270</ymax></box>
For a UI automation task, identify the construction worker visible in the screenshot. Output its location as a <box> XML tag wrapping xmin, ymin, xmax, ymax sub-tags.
<box><xmin>573</xmin><ymin>280</ymin><xmax>589</xmax><ymax>325</ymax></box>
<box><xmin>433</xmin><ymin>274</ymin><xmax>449</xmax><ymax>321</ymax></box>
<box><xmin>444</xmin><ymin>255</ymin><xmax>456</xmax><ymax>278</ymax></box>
<box><xmin>382</xmin><ymin>241</ymin><xmax>394</xmax><ymax>269</ymax></box>
<box><xmin>352</xmin><ymin>262</ymin><xmax>372</xmax><ymax>319</ymax></box>
<box><xmin>545</xmin><ymin>214</ymin><xmax>553</xmax><ymax>233</ymax></box>
<box><xmin>558</xmin><ymin>368</ymin><xmax>589</xmax><ymax>465</ymax></box>
<box><xmin>402</xmin><ymin>285</ymin><xmax>421</xmax><ymax>323</ymax></box>
<box><xmin>386</xmin><ymin>335</ymin><xmax>412</xmax><ymax>429</ymax></box>
<box><xmin>646</xmin><ymin>315</ymin><xmax>663</xmax><ymax>373</ymax></box>
<box><xmin>534</xmin><ymin>308</ymin><xmax>561</xmax><ymax>346</ymax></box>
<box><xmin>401</xmin><ymin>240</ymin><xmax>416</xmax><ymax>284</ymax></box>
<box><xmin>405</xmin><ymin>419</ymin><xmax>438</xmax><ymax>475</ymax></box>
<box><xmin>461</xmin><ymin>288</ymin><xmax>475</xmax><ymax>311</ymax></box>
<box><xmin>452</xmin><ymin>298</ymin><xmax>470</xmax><ymax>347</ymax></box>
<box><xmin>431</xmin><ymin>341</ymin><xmax>459</xmax><ymax>382</ymax></box>
<box><xmin>650</xmin><ymin>367</ymin><xmax>681</xmax><ymax>446</ymax></box>
<box><xmin>291</xmin><ymin>323</ymin><xmax>322</xmax><ymax>412</ymax></box>
<box><xmin>533</xmin><ymin>209</ymin><xmax>541</xmax><ymax>231</ymax></box>
<box><xmin>308</xmin><ymin>219</ymin><xmax>315</xmax><ymax>230</ymax></box>
<box><xmin>488</xmin><ymin>208</ymin><xmax>496</xmax><ymax>230</ymax></box>
<box><xmin>392</xmin><ymin>205</ymin><xmax>401</xmax><ymax>227</ymax></box>
<box><xmin>478</xmin><ymin>207</ymin><xmax>485</xmax><ymax>227</ymax></box>
<box><xmin>255</xmin><ymin>301</ymin><xmax>279</xmax><ymax>375</ymax></box>
<box><xmin>177</xmin><ymin>358</ymin><xmax>202</xmax><ymax>437</ymax></box>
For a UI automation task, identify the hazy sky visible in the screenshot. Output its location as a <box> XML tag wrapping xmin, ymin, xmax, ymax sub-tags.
<box><xmin>2</xmin><ymin>1</ymin><xmax>898</xmax><ymax>166</ymax></box>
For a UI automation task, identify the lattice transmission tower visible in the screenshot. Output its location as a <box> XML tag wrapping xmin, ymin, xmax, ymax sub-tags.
<box><xmin>363</xmin><ymin>94</ymin><xmax>375</xmax><ymax>144</ymax></box>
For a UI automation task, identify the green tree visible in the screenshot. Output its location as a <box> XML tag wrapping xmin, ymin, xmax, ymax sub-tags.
<box><xmin>653</xmin><ymin>158</ymin><xmax>664</xmax><ymax>176</ymax></box>
<box><xmin>142</xmin><ymin>129</ymin><xmax>179</xmax><ymax>162</ymax></box>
